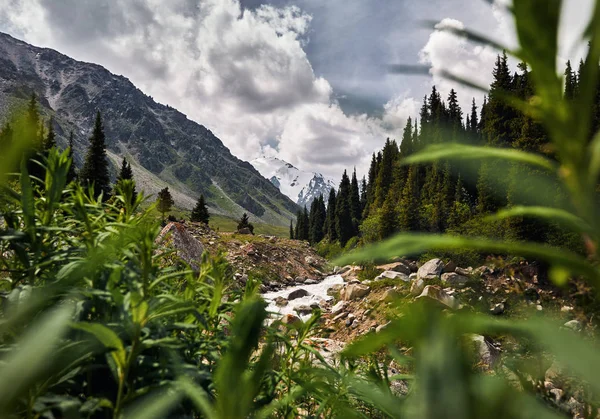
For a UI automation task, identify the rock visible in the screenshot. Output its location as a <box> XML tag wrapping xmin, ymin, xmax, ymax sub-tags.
<box><xmin>563</xmin><ymin>320</ymin><xmax>582</xmax><ymax>332</ymax></box>
<box><xmin>383</xmin><ymin>288</ymin><xmax>400</xmax><ymax>302</ymax></box>
<box><xmin>337</xmin><ymin>265</ymin><xmax>352</xmax><ymax>275</ymax></box>
<box><xmin>409</xmin><ymin>273</ymin><xmax>418</xmax><ymax>281</ymax></box>
<box><xmin>417</xmin><ymin>259</ymin><xmax>444</xmax><ymax>280</ymax></box>
<box><xmin>327</xmin><ymin>284</ymin><xmax>343</xmax><ymax>297</ymax></box>
<box><xmin>471</xmin><ymin>334</ymin><xmax>500</xmax><ymax>369</ymax></box>
<box><xmin>473</xmin><ymin>266</ymin><xmax>492</xmax><ymax>276</ymax></box>
<box><xmin>416</xmin><ymin>285</ymin><xmax>458</xmax><ymax>309</ymax></box>
<box><xmin>345</xmin><ymin>317</ymin><xmax>354</xmax><ymax>327</ymax></box>
<box><xmin>305</xmin><ymin>256</ymin><xmax>318</xmax><ymax>266</ymax></box>
<box><xmin>536</xmin><ymin>304</ymin><xmax>543</xmax><ymax>311</ymax></box>
<box><xmin>490</xmin><ymin>302</ymin><xmax>505</xmax><ymax>315</ymax></box>
<box><xmin>441</xmin><ymin>273</ymin><xmax>470</xmax><ymax>288</ymax></box>
<box><xmin>341</xmin><ymin>284</ymin><xmax>371</xmax><ymax>301</ymax></box>
<box><xmin>375</xmin><ymin>271</ymin><xmax>410</xmax><ymax>282</ymax></box>
<box><xmin>238</xmin><ymin>227</ymin><xmax>253</xmax><ymax>235</ymax></box>
<box><xmin>294</xmin><ymin>305</ymin><xmax>314</xmax><ymax>316</ymax></box>
<box><xmin>408</xmin><ymin>261</ymin><xmax>418</xmax><ymax>273</ymax></box>
<box><xmin>295</xmin><ymin>276</ymin><xmax>306</xmax><ymax>284</ymax></box>
<box><xmin>269</xmin><ymin>236</ymin><xmax>277</xmax><ymax>244</ymax></box>
<box><xmin>560</xmin><ymin>305</ymin><xmax>574</xmax><ymax>313</ymax></box>
<box><xmin>333</xmin><ymin>312</ymin><xmax>349</xmax><ymax>322</ymax></box>
<box><xmin>304</xmin><ymin>279</ymin><xmax>319</xmax><ymax>285</ymax></box>
<box><xmin>281</xmin><ymin>314</ymin><xmax>301</xmax><ymax>325</ymax></box>
<box><xmin>391</xmin><ymin>263</ymin><xmax>411</xmax><ymax>275</ymax></box>
<box><xmin>288</xmin><ymin>289</ymin><xmax>310</xmax><ymax>300</ymax></box>
<box><xmin>331</xmin><ymin>301</ymin><xmax>347</xmax><ymax>316</ymax></box>
<box><xmin>455</xmin><ymin>267</ymin><xmax>472</xmax><ymax>276</ymax></box>
<box><xmin>155</xmin><ymin>222</ymin><xmax>205</xmax><ymax>271</ymax></box>
<box><xmin>410</xmin><ymin>278</ymin><xmax>426</xmax><ymax>296</ymax></box>
<box><xmin>376</xmin><ymin>322</ymin><xmax>391</xmax><ymax>333</ymax></box>
<box><xmin>274</xmin><ymin>297</ymin><xmax>288</xmax><ymax>307</ymax></box>
<box><xmin>443</xmin><ymin>261</ymin><xmax>457</xmax><ymax>273</ymax></box>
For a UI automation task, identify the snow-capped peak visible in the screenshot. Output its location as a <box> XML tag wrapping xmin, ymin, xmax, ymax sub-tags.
<box><xmin>251</xmin><ymin>156</ymin><xmax>336</xmax><ymax>208</ymax></box>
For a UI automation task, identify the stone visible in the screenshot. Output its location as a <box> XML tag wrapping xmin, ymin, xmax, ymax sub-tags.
<box><xmin>417</xmin><ymin>259</ymin><xmax>444</xmax><ymax>280</ymax></box>
<box><xmin>563</xmin><ymin>320</ymin><xmax>582</xmax><ymax>332</ymax></box>
<box><xmin>383</xmin><ymin>288</ymin><xmax>400</xmax><ymax>302</ymax></box>
<box><xmin>473</xmin><ymin>266</ymin><xmax>492</xmax><ymax>276</ymax></box>
<box><xmin>341</xmin><ymin>284</ymin><xmax>371</xmax><ymax>301</ymax></box>
<box><xmin>375</xmin><ymin>271</ymin><xmax>410</xmax><ymax>282</ymax></box>
<box><xmin>288</xmin><ymin>289</ymin><xmax>310</xmax><ymax>300</ymax></box>
<box><xmin>490</xmin><ymin>302</ymin><xmax>505</xmax><ymax>315</ymax></box>
<box><xmin>333</xmin><ymin>312</ymin><xmax>349</xmax><ymax>322</ymax></box>
<box><xmin>441</xmin><ymin>273</ymin><xmax>470</xmax><ymax>288</ymax></box>
<box><xmin>155</xmin><ymin>222</ymin><xmax>205</xmax><ymax>271</ymax></box>
<box><xmin>391</xmin><ymin>263</ymin><xmax>411</xmax><ymax>275</ymax></box>
<box><xmin>304</xmin><ymin>279</ymin><xmax>319</xmax><ymax>285</ymax></box>
<box><xmin>295</xmin><ymin>276</ymin><xmax>306</xmax><ymax>283</ymax></box>
<box><xmin>337</xmin><ymin>265</ymin><xmax>352</xmax><ymax>275</ymax></box>
<box><xmin>376</xmin><ymin>322</ymin><xmax>391</xmax><ymax>333</ymax></box>
<box><xmin>443</xmin><ymin>260</ymin><xmax>457</xmax><ymax>273</ymax></box>
<box><xmin>281</xmin><ymin>314</ymin><xmax>301</xmax><ymax>325</ymax></box>
<box><xmin>409</xmin><ymin>273</ymin><xmax>418</xmax><ymax>281</ymax></box>
<box><xmin>455</xmin><ymin>267</ymin><xmax>473</xmax><ymax>276</ymax></box>
<box><xmin>560</xmin><ymin>305</ymin><xmax>574</xmax><ymax>313</ymax></box>
<box><xmin>416</xmin><ymin>285</ymin><xmax>458</xmax><ymax>309</ymax></box>
<box><xmin>331</xmin><ymin>301</ymin><xmax>347</xmax><ymax>316</ymax></box>
<box><xmin>410</xmin><ymin>278</ymin><xmax>426</xmax><ymax>296</ymax></box>
<box><xmin>305</xmin><ymin>256</ymin><xmax>318</xmax><ymax>266</ymax></box>
<box><xmin>536</xmin><ymin>304</ymin><xmax>543</xmax><ymax>311</ymax></box>
<box><xmin>274</xmin><ymin>297</ymin><xmax>288</xmax><ymax>307</ymax></box>
<box><xmin>470</xmin><ymin>334</ymin><xmax>500</xmax><ymax>369</ymax></box>
<box><xmin>345</xmin><ymin>317</ymin><xmax>354</xmax><ymax>327</ymax></box>
<box><xmin>294</xmin><ymin>305</ymin><xmax>313</xmax><ymax>316</ymax></box>
<box><xmin>238</xmin><ymin>227</ymin><xmax>253</xmax><ymax>235</ymax></box>
<box><xmin>327</xmin><ymin>284</ymin><xmax>343</xmax><ymax>297</ymax></box>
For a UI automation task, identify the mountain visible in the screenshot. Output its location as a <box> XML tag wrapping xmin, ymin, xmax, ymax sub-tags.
<box><xmin>250</xmin><ymin>156</ymin><xmax>335</xmax><ymax>209</ymax></box>
<box><xmin>0</xmin><ymin>32</ymin><xmax>298</xmax><ymax>225</ymax></box>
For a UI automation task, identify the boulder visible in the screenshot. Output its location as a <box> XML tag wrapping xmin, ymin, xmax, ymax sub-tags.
<box><xmin>443</xmin><ymin>261</ymin><xmax>457</xmax><ymax>273</ymax></box>
<box><xmin>155</xmin><ymin>222</ymin><xmax>205</xmax><ymax>271</ymax></box>
<box><xmin>294</xmin><ymin>305</ymin><xmax>314</xmax><ymax>316</ymax></box>
<box><xmin>333</xmin><ymin>312</ymin><xmax>349</xmax><ymax>322</ymax></box>
<box><xmin>304</xmin><ymin>279</ymin><xmax>319</xmax><ymax>285</ymax></box>
<box><xmin>331</xmin><ymin>301</ymin><xmax>347</xmax><ymax>316</ymax></box>
<box><xmin>470</xmin><ymin>335</ymin><xmax>500</xmax><ymax>369</ymax></box>
<box><xmin>336</xmin><ymin>265</ymin><xmax>352</xmax><ymax>275</ymax></box>
<box><xmin>441</xmin><ymin>273</ymin><xmax>470</xmax><ymax>288</ymax></box>
<box><xmin>416</xmin><ymin>285</ymin><xmax>458</xmax><ymax>309</ymax></box>
<box><xmin>237</xmin><ymin>227</ymin><xmax>253</xmax><ymax>235</ymax></box>
<box><xmin>383</xmin><ymin>288</ymin><xmax>400</xmax><ymax>302</ymax></box>
<box><xmin>490</xmin><ymin>302</ymin><xmax>505</xmax><ymax>315</ymax></box>
<box><xmin>274</xmin><ymin>297</ymin><xmax>288</xmax><ymax>307</ymax></box>
<box><xmin>376</xmin><ymin>322</ymin><xmax>391</xmax><ymax>333</ymax></box>
<box><xmin>375</xmin><ymin>271</ymin><xmax>410</xmax><ymax>282</ymax></box>
<box><xmin>305</xmin><ymin>256</ymin><xmax>318</xmax><ymax>266</ymax></box>
<box><xmin>409</xmin><ymin>273</ymin><xmax>418</xmax><ymax>281</ymax></box>
<box><xmin>410</xmin><ymin>278</ymin><xmax>426</xmax><ymax>296</ymax></box>
<box><xmin>341</xmin><ymin>284</ymin><xmax>371</xmax><ymax>301</ymax></box>
<box><xmin>281</xmin><ymin>314</ymin><xmax>301</xmax><ymax>325</ymax></box>
<box><xmin>327</xmin><ymin>284</ymin><xmax>344</xmax><ymax>297</ymax></box>
<box><xmin>391</xmin><ymin>263</ymin><xmax>411</xmax><ymax>275</ymax></box>
<box><xmin>455</xmin><ymin>267</ymin><xmax>473</xmax><ymax>276</ymax></box>
<box><xmin>288</xmin><ymin>289</ymin><xmax>309</xmax><ymax>300</ymax></box>
<box><xmin>417</xmin><ymin>259</ymin><xmax>444</xmax><ymax>280</ymax></box>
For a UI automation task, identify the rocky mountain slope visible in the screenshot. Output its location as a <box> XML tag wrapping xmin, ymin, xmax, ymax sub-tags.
<box><xmin>0</xmin><ymin>32</ymin><xmax>298</xmax><ymax>225</ymax></box>
<box><xmin>251</xmin><ymin>156</ymin><xmax>335</xmax><ymax>209</ymax></box>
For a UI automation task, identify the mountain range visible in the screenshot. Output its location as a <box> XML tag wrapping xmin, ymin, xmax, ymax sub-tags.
<box><xmin>0</xmin><ymin>32</ymin><xmax>298</xmax><ymax>225</ymax></box>
<box><xmin>250</xmin><ymin>156</ymin><xmax>335</xmax><ymax>209</ymax></box>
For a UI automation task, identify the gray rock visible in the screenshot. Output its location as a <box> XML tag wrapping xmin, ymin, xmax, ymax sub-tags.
<box><xmin>416</xmin><ymin>285</ymin><xmax>458</xmax><ymax>309</ymax></box>
<box><xmin>375</xmin><ymin>271</ymin><xmax>410</xmax><ymax>282</ymax></box>
<box><xmin>238</xmin><ymin>227</ymin><xmax>253</xmax><ymax>235</ymax></box>
<box><xmin>490</xmin><ymin>303</ymin><xmax>505</xmax><ymax>315</ymax></box>
<box><xmin>455</xmin><ymin>267</ymin><xmax>473</xmax><ymax>276</ymax></box>
<box><xmin>327</xmin><ymin>284</ymin><xmax>343</xmax><ymax>297</ymax></box>
<box><xmin>409</xmin><ymin>273</ymin><xmax>418</xmax><ymax>281</ymax></box>
<box><xmin>281</xmin><ymin>314</ymin><xmax>301</xmax><ymax>325</ymax></box>
<box><xmin>304</xmin><ymin>278</ymin><xmax>319</xmax><ymax>285</ymax></box>
<box><xmin>294</xmin><ymin>305</ymin><xmax>314</xmax><ymax>316</ymax></box>
<box><xmin>410</xmin><ymin>278</ymin><xmax>426</xmax><ymax>296</ymax></box>
<box><xmin>331</xmin><ymin>301</ymin><xmax>347</xmax><ymax>316</ymax></box>
<box><xmin>274</xmin><ymin>297</ymin><xmax>288</xmax><ymax>307</ymax></box>
<box><xmin>417</xmin><ymin>259</ymin><xmax>444</xmax><ymax>280</ymax></box>
<box><xmin>441</xmin><ymin>272</ymin><xmax>470</xmax><ymax>288</ymax></box>
<box><xmin>305</xmin><ymin>256</ymin><xmax>318</xmax><ymax>266</ymax></box>
<box><xmin>376</xmin><ymin>322</ymin><xmax>391</xmax><ymax>333</ymax></box>
<box><xmin>288</xmin><ymin>289</ymin><xmax>309</xmax><ymax>300</ymax></box>
<box><xmin>383</xmin><ymin>288</ymin><xmax>400</xmax><ymax>302</ymax></box>
<box><xmin>471</xmin><ymin>334</ymin><xmax>500</xmax><ymax>369</ymax></box>
<box><xmin>391</xmin><ymin>263</ymin><xmax>411</xmax><ymax>275</ymax></box>
<box><xmin>563</xmin><ymin>320</ymin><xmax>582</xmax><ymax>331</ymax></box>
<box><xmin>443</xmin><ymin>261</ymin><xmax>457</xmax><ymax>273</ymax></box>
<box><xmin>333</xmin><ymin>312</ymin><xmax>349</xmax><ymax>322</ymax></box>
<box><xmin>341</xmin><ymin>284</ymin><xmax>371</xmax><ymax>301</ymax></box>
<box><xmin>156</xmin><ymin>223</ymin><xmax>205</xmax><ymax>271</ymax></box>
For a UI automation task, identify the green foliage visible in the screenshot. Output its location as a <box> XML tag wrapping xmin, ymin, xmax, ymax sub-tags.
<box><xmin>79</xmin><ymin>111</ymin><xmax>111</xmax><ymax>200</ymax></box>
<box><xmin>156</xmin><ymin>186</ymin><xmax>174</xmax><ymax>223</ymax></box>
<box><xmin>237</xmin><ymin>212</ymin><xmax>255</xmax><ymax>234</ymax></box>
<box><xmin>191</xmin><ymin>194</ymin><xmax>210</xmax><ymax>224</ymax></box>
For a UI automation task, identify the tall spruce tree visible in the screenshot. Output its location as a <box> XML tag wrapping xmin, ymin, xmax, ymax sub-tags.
<box><xmin>364</xmin><ymin>153</ymin><xmax>378</xmax><ymax>217</ymax></box>
<box><xmin>116</xmin><ymin>157</ymin><xmax>137</xmax><ymax>202</ymax></box>
<box><xmin>398</xmin><ymin>165</ymin><xmax>420</xmax><ymax>231</ymax></box>
<box><xmin>43</xmin><ymin>119</ymin><xmax>56</xmax><ymax>151</ymax></box>
<box><xmin>66</xmin><ymin>132</ymin><xmax>77</xmax><ymax>183</ymax></box>
<box><xmin>309</xmin><ymin>195</ymin><xmax>326</xmax><ymax>244</ymax></box>
<box><xmin>80</xmin><ymin>111</ymin><xmax>111</xmax><ymax>199</ymax></box>
<box><xmin>191</xmin><ymin>195</ymin><xmax>210</xmax><ymax>224</ymax></box>
<box><xmin>295</xmin><ymin>210</ymin><xmax>304</xmax><ymax>240</ymax></box>
<box><xmin>374</xmin><ymin>139</ymin><xmax>397</xmax><ymax>207</ymax></box>
<box><xmin>302</xmin><ymin>206</ymin><xmax>310</xmax><ymax>241</ymax></box>
<box><xmin>325</xmin><ymin>188</ymin><xmax>338</xmax><ymax>241</ymax></box>
<box><xmin>349</xmin><ymin>169</ymin><xmax>361</xmax><ymax>234</ymax></box>
<box><xmin>360</xmin><ymin>177</ymin><xmax>368</xmax><ymax>213</ymax></box>
<box><xmin>289</xmin><ymin>220</ymin><xmax>294</xmax><ymax>240</ymax></box>
<box><xmin>564</xmin><ymin>60</ymin><xmax>576</xmax><ymax>100</ymax></box>
<box><xmin>335</xmin><ymin>170</ymin><xmax>354</xmax><ymax>246</ymax></box>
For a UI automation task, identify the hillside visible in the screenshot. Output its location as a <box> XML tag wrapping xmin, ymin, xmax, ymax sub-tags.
<box><xmin>0</xmin><ymin>32</ymin><xmax>298</xmax><ymax>225</ymax></box>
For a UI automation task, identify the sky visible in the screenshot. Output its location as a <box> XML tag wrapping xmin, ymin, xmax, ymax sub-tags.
<box><xmin>0</xmin><ymin>0</ymin><xmax>594</xmax><ymax>179</ymax></box>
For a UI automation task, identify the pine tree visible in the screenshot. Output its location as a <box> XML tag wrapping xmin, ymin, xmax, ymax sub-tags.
<box><xmin>66</xmin><ymin>132</ymin><xmax>77</xmax><ymax>184</ymax></box>
<box><xmin>237</xmin><ymin>213</ymin><xmax>255</xmax><ymax>234</ymax></box>
<box><xmin>398</xmin><ymin>165</ymin><xmax>420</xmax><ymax>231</ymax></box>
<box><xmin>43</xmin><ymin>118</ymin><xmax>56</xmax><ymax>151</ymax></box>
<box><xmin>335</xmin><ymin>170</ymin><xmax>354</xmax><ymax>246</ymax></box>
<box><xmin>374</xmin><ymin>139</ymin><xmax>397</xmax><ymax>206</ymax></box>
<box><xmin>191</xmin><ymin>195</ymin><xmax>210</xmax><ymax>224</ymax></box>
<box><xmin>349</xmin><ymin>169</ymin><xmax>361</xmax><ymax>234</ymax></box>
<box><xmin>379</xmin><ymin>189</ymin><xmax>397</xmax><ymax>239</ymax></box>
<box><xmin>309</xmin><ymin>195</ymin><xmax>326</xmax><ymax>244</ymax></box>
<box><xmin>289</xmin><ymin>220</ymin><xmax>294</xmax><ymax>240</ymax></box>
<box><xmin>295</xmin><ymin>210</ymin><xmax>304</xmax><ymax>240</ymax></box>
<box><xmin>156</xmin><ymin>187</ymin><xmax>174</xmax><ymax>224</ymax></box>
<box><xmin>302</xmin><ymin>206</ymin><xmax>310</xmax><ymax>241</ymax></box>
<box><xmin>399</xmin><ymin>117</ymin><xmax>413</xmax><ymax>157</ymax></box>
<box><xmin>325</xmin><ymin>188</ymin><xmax>338</xmax><ymax>241</ymax></box>
<box><xmin>364</xmin><ymin>153</ymin><xmax>378</xmax><ymax>217</ymax></box>
<box><xmin>80</xmin><ymin>111</ymin><xmax>111</xmax><ymax>199</ymax></box>
<box><xmin>27</xmin><ymin>94</ymin><xmax>40</xmax><ymax>143</ymax></box>
<box><xmin>360</xmin><ymin>176</ymin><xmax>368</xmax><ymax>213</ymax></box>
<box><xmin>564</xmin><ymin>60</ymin><xmax>576</xmax><ymax>100</ymax></box>
<box><xmin>116</xmin><ymin>157</ymin><xmax>138</xmax><ymax>202</ymax></box>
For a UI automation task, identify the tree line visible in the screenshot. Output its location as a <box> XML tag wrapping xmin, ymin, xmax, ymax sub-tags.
<box><xmin>0</xmin><ymin>96</ymin><xmax>210</xmax><ymax>225</ymax></box>
<box><xmin>293</xmin><ymin>53</ymin><xmax>597</xmax><ymax>253</ymax></box>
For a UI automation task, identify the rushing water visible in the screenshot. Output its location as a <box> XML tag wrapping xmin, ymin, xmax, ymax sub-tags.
<box><xmin>261</xmin><ymin>275</ymin><xmax>345</xmax><ymax>320</ymax></box>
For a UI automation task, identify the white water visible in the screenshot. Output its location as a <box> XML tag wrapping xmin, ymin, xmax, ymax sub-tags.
<box><xmin>262</xmin><ymin>275</ymin><xmax>344</xmax><ymax>320</ymax></box>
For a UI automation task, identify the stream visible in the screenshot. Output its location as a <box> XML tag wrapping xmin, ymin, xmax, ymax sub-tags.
<box><xmin>261</xmin><ymin>274</ymin><xmax>344</xmax><ymax>320</ymax></box>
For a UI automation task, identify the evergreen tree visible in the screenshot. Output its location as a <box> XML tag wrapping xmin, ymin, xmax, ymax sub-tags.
<box><xmin>116</xmin><ymin>157</ymin><xmax>137</xmax><ymax>202</ymax></box>
<box><xmin>302</xmin><ymin>206</ymin><xmax>310</xmax><ymax>241</ymax></box>
<box><xmin>80</xmin><ymin>111</ymin><xmax>111</xmax><ymax>199</ymax></box>
<box><xmin>66</xmin><ymin>132</ymin><xmax>77</xmax><ymax>184</ymax></box>
<box><xmin>379</xmin><ymin>189</ymin><xmax>397</xmax><ymax>239</ymax></box>
<box><xmin>295</xmin><ymin>210</ymin><xmax>304</xmax><ymax>240</ymax></box>
<box><xmin>43</xmin><ymin>118</ymin><xmax>56</xmax><ymax>151</ymax></box>
<box><xmin>27</xmin><ymin>94</ymin><xmax>40</xmax><ymax>143</ymax></box>
<box><xmin>374</xmin><ymin>139</ymin><xmax>397</xmax><ymax>207</ymax></box>
<box><xmin>289</xmin><ymin>220</ymin><xmax>294</xmax><ymax>240</ymax></box>
<box><xmin>191</xmin><ymin>195</ymin><xmax>210</xmax><ymax>224</ymax></box>
<box><xmin>335</xmin><ymin>170</ymin><xmax>354</xmax><ymax>246</ymax></box>
<box><xmin>364</xmin><ymin>153</ymin><xmax>378</xmax><ymax>217</ymax></box>
<box><xmin>564</xmin><ymin>60</ymin><xmax>576</xmax><ymax>100</ymax></box>
<box><xmin>399</xmin><ymin>117</ymin><xmax>413</xmax><ymax>157</ymax></box>
<box><xmin>156</xmin><ymin>187</ymin><xmax>174</xmax><ymax>224</ymax></box>
<box><xmin>360</xmin><ymin>177</ymin><xmax>368</xmax><ymax>213</ymax></box>
<box><xmin>309</xmin><ymin>195</ymin><xmax>326</xmax><ymax>244</ymax></box>
<box><xmin>398</xmin><ymin>165</ymin><xmax>420</xmax><ymax>231</ymax></box>
<box><xmin>470</xmin><ymin>98</ymin><xmax>479</xmax><ymax>138</ymax></box>
<box><xmin>237</xmin><ymin>213</ymin><xmax>255</xmax><ymax>234</ymax></box>
<box><xmin>349</xmin><ymin>168</ymin><xmax>361</xmax><ymax>234</ymax></box>
<box><xmin>325</xmin><ymin>188</ymin><xmax>338</xmax><ymax>241</ymax></box>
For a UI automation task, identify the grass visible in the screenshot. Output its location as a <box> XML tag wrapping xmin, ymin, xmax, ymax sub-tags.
<box><xmin>210</xmin><ymin>214</ymin><xmax>289</xmax><ymax>237</ymax></box>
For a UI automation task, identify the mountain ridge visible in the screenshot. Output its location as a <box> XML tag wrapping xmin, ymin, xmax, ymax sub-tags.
<box><xmin>0</xmin><ymin>32</ymin><xmax>299</xmax><ymax>225</ymax></box>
